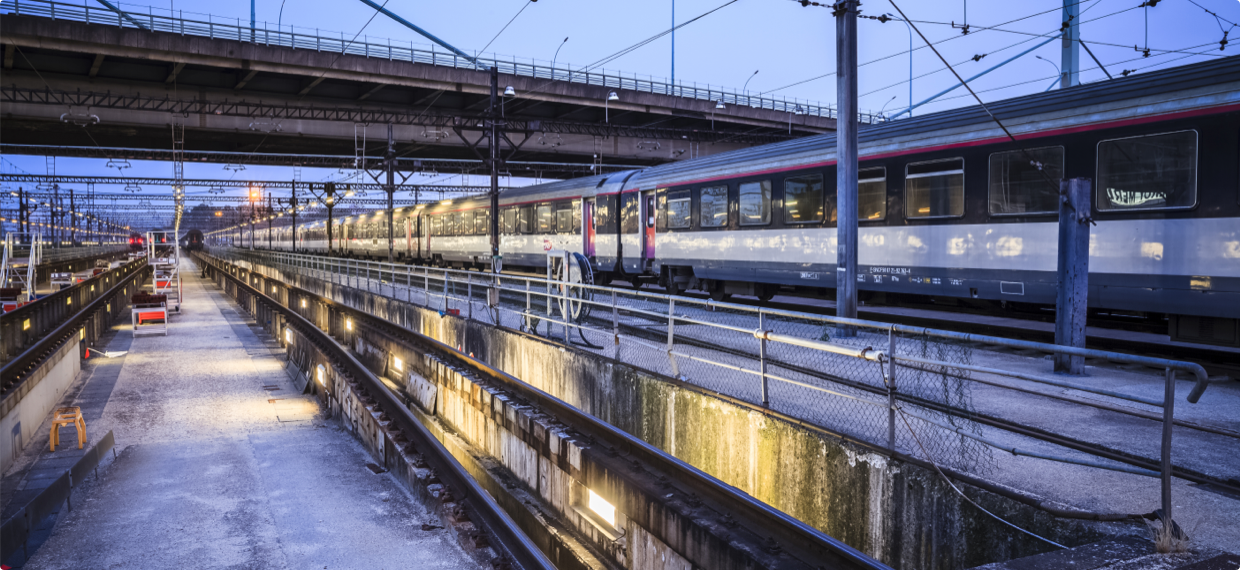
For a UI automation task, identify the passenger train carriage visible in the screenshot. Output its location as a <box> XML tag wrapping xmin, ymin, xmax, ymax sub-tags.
<box><xmin>246</xmin><ymin>55</ymin><xmax>1240</xmax><ymax>347</ymax></box>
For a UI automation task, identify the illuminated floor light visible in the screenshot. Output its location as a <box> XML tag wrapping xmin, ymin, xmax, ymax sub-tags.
<box><xmin>588</xmin><ymin>489</ymin><xmax>616</xmax><ymax>527</ymax></box>
<box><xmin>393</xmin><ymin>356</ymin><xmax>404</xmax><ymax>372</ymax></box>
<box><xmin>284</xmin><ymin>328</ymin><xmax>293</xmax><ymax>344</ymax></box>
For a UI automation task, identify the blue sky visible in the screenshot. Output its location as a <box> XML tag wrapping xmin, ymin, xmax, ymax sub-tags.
<box><xmin>3</xmin><ymin>0</ymin><xmax>1237</xmax><ymax>228</ymax></box>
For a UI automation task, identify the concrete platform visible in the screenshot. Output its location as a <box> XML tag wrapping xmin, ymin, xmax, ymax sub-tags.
<box><xmin>2</xmin><ymin>258</ymin><xmax>481</xmax><ymax>569</ymax></box>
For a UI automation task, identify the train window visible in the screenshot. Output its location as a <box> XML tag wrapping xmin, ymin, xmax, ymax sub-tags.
<box><xmin>621</xmin><ymin>193</ymin><xmax>639</xmax><ymax>234</ymax></box>
<box><xmin>1097</xmin><ymin>131</ymin><xmax>1197</xmax><ymax>211</ymax></box>
<box><xmin>537</xmin><ymin>204</ymin><xmax>554</xmax><ymax>233</ymax></box>
<box><xmin>476</xmin><ymin>209</ymin><xmax>490</xmax><ymax>234</ymax></box>
<box><xmin>667</xmin><ymin>190</ymin><xmax>691</xmax><ymax>229</ymax></box>
<box><xmin>501</xmin><ymin>208</ymin><xmax>517</xmax><ymax>234</ymax></box>
<box><xmin>738</xmin><ymin>180</ymin><xmax>772</xmax><ymax>226</ymax></box>
<box><xmin>905</xmin><ymin>158</ymin><xmax>965</xmax><ymax>218</ymax></box>
<box><xmin>462</xmin><ymin>210</ymin><xmax>475</xmax><ymax>235</ymax></box>
<box><xmin>784</xmin><ymin>175</ymin><xmax>823</xmax><ymax>224</ymax></box>
<box><xmin>572</xmin><ymin>200</ymin><xmax>582</xmax><ymax>233</ymax></box>
<box><xmin>556</xmin><ymin>202</ymin><xmax>573</xmax><ymax>233</ymax></box>
<box><xmin>859</xmin><ymin>167</ymin><xmax>887</xmax><ymax>221</ymax></box>
<box><xmin>989</xmin><ymin>147</ymin><xmax>1063</xmax><ymax>215</ymax></box>
<box><xmin>518</xmin><ymin>206</ymin><xmax>534</xmax><ymax>234</ymax></box>
<box><xmin>700</xmin><ymin>186</ymin><xmax>728</xmax><ymax>228</ymax></box>
<box><xmin>431</xmin><ymin>215</ymin><xmax>443</xmax><ymax>236</ymax></box>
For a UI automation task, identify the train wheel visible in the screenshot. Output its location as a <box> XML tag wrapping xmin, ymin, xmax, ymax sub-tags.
<box><xmin>757</xmin><ymin>285</ymin><xmax>775</xmax><ymax>303</ymax></box>
<box><xmin>709</xmin><ymin>287</ymin><xmax>730</xmax><ymax>302</ymax></box>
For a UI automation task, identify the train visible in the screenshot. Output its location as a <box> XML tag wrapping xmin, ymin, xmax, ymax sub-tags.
<box><xmin>127</xmin><ymin>232</ymin><xmax>146</xmax><ymax>252</ymax></box>
<box><xmin>182</xmin><ymin>229</ymin><xmax>205</xmax><ymax>251</ymax></box>
<box><xmin>223</xmin><ymin>55</ymin><xmax>1240</xmax><ymax>347</ymax></box>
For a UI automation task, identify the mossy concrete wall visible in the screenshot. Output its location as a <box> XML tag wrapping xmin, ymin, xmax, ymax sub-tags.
<box><xmin>237</xmin><ymin>257</ymin><xmax>1120</xmax><ymax>570</ymax></box>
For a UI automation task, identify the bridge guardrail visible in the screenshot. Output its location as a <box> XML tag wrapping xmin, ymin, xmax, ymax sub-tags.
<box><xmin>3</xmin><ymin>0</ymin><xmax>886</xmax><ymax>124</ymax></box>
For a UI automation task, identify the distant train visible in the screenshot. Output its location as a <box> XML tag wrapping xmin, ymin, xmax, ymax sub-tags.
<box><xmin>229</xmin><ymin>56</ymin><xmax>1240</xmax><ymax>347</ymax></box>
<box><xmin>127</xmin><ymin>232</ymin><xmax>145</xmax><ymax>252</ymax></box>
<box><xmin>182</xmin><ymin>229</ymin><xmax>205</xmax><ymax>251</ymax></box>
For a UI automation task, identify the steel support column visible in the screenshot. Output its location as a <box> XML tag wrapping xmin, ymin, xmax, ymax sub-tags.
<box><xmin>834</xmin><ymin>0</ymin><xmax>859</xmax><ymax>336</ymax></box>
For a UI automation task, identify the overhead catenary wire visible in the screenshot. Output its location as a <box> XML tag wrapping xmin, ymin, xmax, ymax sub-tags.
<box><xmin>478</xmin><ymin>0</ymin><xmax>534</xmax><ymax>55</ymax></box>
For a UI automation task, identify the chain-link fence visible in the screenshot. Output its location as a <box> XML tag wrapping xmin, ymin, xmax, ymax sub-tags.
<box><xmin>210</xmin><ymin>247</ymin><xmax>1223</xmax><ymax>540</ymax></box>
<box><xmin>225</xmin><ymin>248</ymin><xmax>997</xmax><ymax>472</ymax></box>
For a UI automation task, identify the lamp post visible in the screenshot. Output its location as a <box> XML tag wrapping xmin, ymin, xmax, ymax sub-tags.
<box><xmin>1036</xmin><ymin>55</ymin><xmax>1063</xmax><ymax>91</ymax></box>
<box><xmin>605</xmin><ymin>91</ymin><xmax>619</xmax><ymax>123</ymax></box>
<box><xmin>248</xmin><ymin>188</ymin><xmax>259</xmax><ymax>250</ymax></box>
<box><xmin>879</xmin><ymin>95</ymin><xmax>897</xmax><ymax>119</ymax></box>
<box><xmin>885</xmin><ymin>14</ymin><xmax>914</xmax><ymax>118</ymax></box>
<box><xmin>551</xmin><ymin>37</ymin><xmax>568</xmax><ymax>79</ymax></box>
<box><xmin>742</xmin><ymin>70</ymin><xmax>758</xmax><ymax>106</ymax></box>
<box><xmin>711</xmin><ymin>99</ymin><xmax>725</xmax><ymax>130</ymax></box>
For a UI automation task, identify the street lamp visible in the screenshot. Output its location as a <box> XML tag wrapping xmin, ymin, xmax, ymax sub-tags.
<box><xmin>551</xmin><ymin>37</ymin><xmax>569</xmax><ymax>79</ymax></box>
<box><xmin>711</xmin><ymin>99</ymin><xmax>725</xmax><ymax>130</ymax></box>
<box><xmin>879</xmin><ymin>95</ymin><xmax>897</xmax><ymax>119</ymax></box>
<box><xmin>884</xmin><ymin>14</ymin><xmax>914</xmax><ymax>118</ymax></box>
<box><xmin>741</xmin><ymin>70</ymin><xmax>759</xmax><ymax>106</ymax></box>
<box><xmin>605</xmin><ymin>91</ymin><xmax>619</xmax><ymax>123</ymax></box>
<box><xmin>1035</xmin><ymin>55</ymin><xmax>1063</xmax><ymax>91</ymax></box>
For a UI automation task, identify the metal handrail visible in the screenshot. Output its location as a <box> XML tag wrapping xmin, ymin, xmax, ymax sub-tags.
<box><xmin>213</xmin><ymin>247</ymin><xmax>1217</xmax><ymax>532</ymax></box>
<box><xmin>222</xmin><ymin>246</ymin><xmax>1213</xmax><ymax>403</ymax></box>
<box><xmin>2</xmin><ymin>0</ymin><xmax>886</xmax><ymax>123</ymax></box>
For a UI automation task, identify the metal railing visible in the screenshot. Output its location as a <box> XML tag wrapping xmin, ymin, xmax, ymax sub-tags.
<box><xmin>39</xmin><ymin>244</ymin><xmax>130</xmax><ymax>264</ymax></box>
<box><xmin>0</xmin><ymin>431</ymin><xmax>115</xmax><ymax>564</ymax></box>
<box><xmin>211</xmin><ymin>247</ymin><xmax>1214</xmax><ymax>530</ymax></box>
<box><xmin>2</xmin><ymin>0</ymin><xmax>885</xmax><ymax>124</ymax></box>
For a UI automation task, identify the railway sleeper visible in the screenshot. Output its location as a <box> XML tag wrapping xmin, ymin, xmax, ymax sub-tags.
<box><xmin>203</xmin><ymin>253</ymin><xmax>889</xmax><ymax>570</ymax></box>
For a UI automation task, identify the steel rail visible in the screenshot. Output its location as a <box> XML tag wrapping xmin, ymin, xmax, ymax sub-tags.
<box><xmin>1</xmin><ymin>258</ymin><xmax>148</xmax><ymax>392</ymax></box>
<box><xmin>205</xmin><ymin>251</ymin><xmax>892</xmax><ymax>570</ymax></box>
<box><xmin>199</xmin><ymin>254</ymin><xmax>556</xmax><ymax>570</ymax></box>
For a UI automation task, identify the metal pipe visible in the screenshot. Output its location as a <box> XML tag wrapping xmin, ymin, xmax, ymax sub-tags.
<box><xmin>753</xmin><ymin>330</ymin><xmax>885</xmax><ymax>362</ymax></box>
<box><xmin>894</xmin><ymin>354</ymin><xmax>1165</xmax><ymax>407</ymax></box>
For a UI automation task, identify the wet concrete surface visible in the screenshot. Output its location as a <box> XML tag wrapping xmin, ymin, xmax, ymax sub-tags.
<box><xmin>10</xmin><ymin>258</ymin><xmax>481</xmax><ymax>570</ymax></box>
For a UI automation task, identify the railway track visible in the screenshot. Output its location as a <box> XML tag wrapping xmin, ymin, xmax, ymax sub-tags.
<box><xmin>219</xmin><ymin>250</ymin><xmax>1240</xmax><ymax>497</ymax></box>
<box><xmin>203</xmin><ymin>252</ymin><xmax>893</xmax><ymax>570</ymax></box>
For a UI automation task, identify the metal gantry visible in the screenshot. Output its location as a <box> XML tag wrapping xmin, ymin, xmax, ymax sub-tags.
<box><xmin>1</xmin><ymin>232</ymin><xmax>42</xmax><ymax>309</ymax></box>
<box><xmin>147</xmin><ymin>230</ymin><xmax>182</xmax><ymax>313</ymax></box>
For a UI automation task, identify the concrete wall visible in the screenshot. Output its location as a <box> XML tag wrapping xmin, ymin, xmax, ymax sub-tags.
<box><xmin>1</xmin><ymin>337</ymin><xmax>80</xmax><ymax>474</ymax></box>
<box><xmin>238</xmin><ymin>257</ymin><xmax>1124</xmax><ymax>570</ymax></box>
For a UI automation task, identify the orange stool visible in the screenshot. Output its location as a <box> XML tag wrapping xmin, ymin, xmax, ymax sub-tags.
<box><xmin>50</xmin><ymin>406</ymin><xmax>87</xmax><ymax>451</ymax></box>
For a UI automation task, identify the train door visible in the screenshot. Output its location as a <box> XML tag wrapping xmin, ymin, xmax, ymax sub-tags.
<box><xmin>583</xmin><ymin>199</ymin><xmax>596</xmax><ymax>258</ymax></box>
<box><xmin>404</xmin><ymin>217</ymin><xmax>414</xmax><ymax>258</ymax></box>
<box><xmin>641</xmin><ymin>190</ymin><xmax>656</xmax><ymax>270</ymax></box>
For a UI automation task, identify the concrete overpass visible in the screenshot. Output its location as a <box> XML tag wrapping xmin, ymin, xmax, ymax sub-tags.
<box><xmin>0</xmin><ymin>1</ymin><xmax>849</xmax><ymax>177</ymax></box>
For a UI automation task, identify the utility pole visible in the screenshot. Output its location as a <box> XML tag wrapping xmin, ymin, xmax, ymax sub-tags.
<box><xmin>267</xmin><ymin>192</ymin><xmax>273</xmax><ymax>250</ymax></box>
<box><xmin>1061</xmin><ymin>0</ymin><xmax>1080</xmax><ymax>87</ymax></box>
<box><xmin>835</xmin><ymin>0</ymin><xmax>859</xmax><ymax>336</ymax></box>
<box><xmin>69</xmin><ymin>187</ymin><xmax>75</xmax><ymax>243</ymax></box>
<box><xmin>671</xmin><ymin>0</ymin><xmax>675</xmax><ymax>87</ymax></box>
<box><xmin>489</xmin><ymin>67</ymin><xmax>501</xmax><ymax>274</ymax></box>
<box><xmin>386</xmin><ymin>123</ymin><xmax>396</xmax><ymax>263</ymax></box>
<box><xmin>1054</xmin><ymin>178</ymin><xmax>1091</xmax><ymax>373</ymax></box>
<box><xmin>325</xmin><ymin>182</ymin><xmax>337</xmax><ymax>255</ymax></box>
<box><xmin>290</xmin><ymin>180</ymin><xmax>298</xmax><ymax>252</ymax></box>
<box><xmin>19</xmin><ymin>187</ymin><xmax>26</xmax><ymax>233</ymax></box>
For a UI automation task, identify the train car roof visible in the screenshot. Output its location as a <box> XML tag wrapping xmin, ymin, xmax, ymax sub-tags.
<box><xmin>623</xmin><ymin>54</ymin><xmax>1240</xmax><ymax>189</ymax></box>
